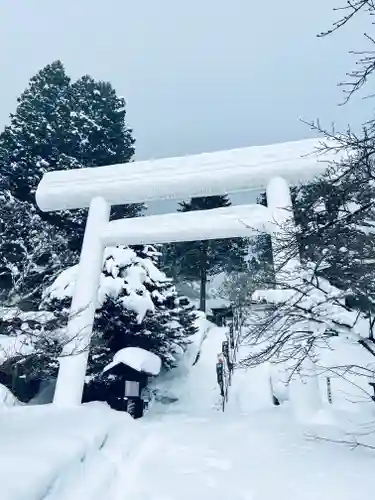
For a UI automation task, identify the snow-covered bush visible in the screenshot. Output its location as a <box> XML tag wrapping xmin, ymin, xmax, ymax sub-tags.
<box><xmin>0</xmin><ymin>191</ymin><xmax>73</xmax><ymax>309</ymax></box>
<box><xmin>43</xmin><ymin>245</ymin><xmax>198</xmax><ymax>402</ymax></box>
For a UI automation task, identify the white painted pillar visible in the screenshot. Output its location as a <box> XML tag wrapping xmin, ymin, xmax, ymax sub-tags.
<box><xmin>53</xmin><ymin>197</ymin><xmax>110</xmax><ymax>407</ymax></box>
<box><xmin>266</xmin><ymin>176</ymin><xmax>301</xmax><ymax>285</ymax></box>
<box><xmin>266</xmin><ymin>182</ymin><xmax>321</xmax><ymax>413</ymax></box>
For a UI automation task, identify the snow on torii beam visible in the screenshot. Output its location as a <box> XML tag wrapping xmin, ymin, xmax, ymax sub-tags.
<box><xmin>36</xmin><ymin>138</ymin><xmax>329</xmax><ymax>211</ymax></box>
<box><xmin>36</xmin><ymin>138</ymin><xmax>334</xmax><ymax>407</ymax></box>
<box><xmin>102</xmin><ymin>204</ymin><xmax>272</xmax><ymax>246</ymax></box>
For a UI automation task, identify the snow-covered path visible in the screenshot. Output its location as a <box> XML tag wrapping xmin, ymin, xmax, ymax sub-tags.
<box><xmin>108</xmin><ymin>408</ymin><xmax>374</xmax><ymax>500</ymax></box>
<box><xmin>107</xmin><ymin>326</ymin><xmax>374</xmax><ymax>500</ymax></box>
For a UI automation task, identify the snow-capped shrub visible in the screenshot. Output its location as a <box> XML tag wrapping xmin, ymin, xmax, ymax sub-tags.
<box><xmin>42</xmin><ymin>245</ymin><xmax>198</xmax><ymax>402</ymax></box>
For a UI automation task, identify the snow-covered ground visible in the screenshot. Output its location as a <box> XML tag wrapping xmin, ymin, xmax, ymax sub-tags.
<box><xmin>0</xmin><ymin>403</ymin><xmax>141</xmax><ymax>500</ymax></box>
<box><xmin>107</xmin><ymin>325</ymin><xmax>374</xmax><ymax>500</ymax></box>
<box><xmin>0</xmin><ymin>383</ymin><xmax>21</xmax><ymax>407</ymax></box>
<box><xmin>0</xmin><ymin>323</ymin><xmax>374</xmax><ymax>500</ymax></box>
<box><xmin>109</xmin><ymin>408</ymin><xmax>374</xmax><ymax>500</ymax></box>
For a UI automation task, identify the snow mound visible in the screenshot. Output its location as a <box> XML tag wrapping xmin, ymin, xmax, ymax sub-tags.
<box><xmin>317</xmin><ymin>336</ymin><xmax>375</xmax><ymax>412</ymax></box>
<box><xmin>185</xmin><ymin>311</ymin><xmax>212</xmax><ymax>363</ymax></box>
<box><xmin>0</xmin><ymin>384</ymin><xmax>20</xmax><ymax>407</ymax></box>
<box><xmin>103</xmin><ymin>347</ymin><xmax>162</xmax><ymax>376</ymax></box>
<box><xmin>0</xmin><ymin>403</ymin><xmax>141</xmax><ymax>500</ymax></box>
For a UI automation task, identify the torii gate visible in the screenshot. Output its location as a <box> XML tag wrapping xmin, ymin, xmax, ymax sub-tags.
<box><xmin>36</xmin><ymin>137</ymin><xmax>333</xmax><ymax>406</ymax></box>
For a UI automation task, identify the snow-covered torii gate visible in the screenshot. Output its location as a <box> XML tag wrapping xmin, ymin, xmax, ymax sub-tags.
<box><xmin>36</xmin><ymin>138</ymin><xmax>332</xmax><ymax>406</ymax></box>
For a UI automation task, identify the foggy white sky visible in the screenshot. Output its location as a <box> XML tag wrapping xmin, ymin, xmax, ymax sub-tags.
<box><xmin>0</xmin><ymin>0</ymin><xmax>372</xmax><ymax>212</ymax></box>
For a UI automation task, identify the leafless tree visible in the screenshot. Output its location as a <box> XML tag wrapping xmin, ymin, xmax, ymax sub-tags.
<box><xmin>319</xmin><ymin>1</ymin><xmax>375</xmax><ymax>102</ymax></box>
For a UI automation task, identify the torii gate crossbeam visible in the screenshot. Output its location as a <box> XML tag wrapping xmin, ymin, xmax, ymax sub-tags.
<box><xmin>35</xmin><ymin>138</ymin><xmax>335</xmax><ymax>406</ymax></box>
<box><xmin>36</xmin><ymin>138</ymin><xmax>328</xmax><ymax>211</ymax></box>
<box><xmin>102</xmin><ymin>204</ymin><xmax>272</xmax><ymax>246</ymax></box>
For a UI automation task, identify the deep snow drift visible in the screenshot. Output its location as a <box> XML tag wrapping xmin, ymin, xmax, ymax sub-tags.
<box><xmin>0</xmin><ymin>402</ymin><xmax>141</xmax><ymax>500</ymax></box>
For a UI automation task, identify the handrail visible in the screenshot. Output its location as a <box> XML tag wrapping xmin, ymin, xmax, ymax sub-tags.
<box><xmin>216</xmin><ymin>312</ymin><xmax>241</xmax><ymax>411</ymax></box>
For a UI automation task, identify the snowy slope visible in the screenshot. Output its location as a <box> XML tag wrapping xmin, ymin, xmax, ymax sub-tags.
<box><xmin>164</xmin><ymin>325</ymin><xmax>228</xmax><ymax>413</ymax></box>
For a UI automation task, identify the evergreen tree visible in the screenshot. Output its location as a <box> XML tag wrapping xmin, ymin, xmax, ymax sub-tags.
<box><xmin>70</xmin><ymin>75</ymin><xmax>134</xmax><ymax>167</ymax></box>
<box><xmin>0</xmin><ymin>61</ymin><xmax>142</xmax><ymax>301</ymax></box>
<box><xmin>42</xmin><ymin>245</ymin><xmax>198</xmax><ymax>403</ymax></box>
<box><xmin>164</xmin><ymin>196</ymin><xmax>248</xmax><ymax>312</ymax></box>
<box><xmin>0</xmin><ymin>62</ymin><xmax>138</xmax><ymax>213</ymax></box>
<box><xmin>291</xmin><ymin>156</ymin><xmax>375</xmax><ymax>318</ymax></box>
<box><xmin>69</xmin><ymin>75</ymin><xmax>141</xmax><ymax>223</ymax></box>
<box><xmin>0</xmin><ymin>61</ymin><xmax>72</xmax><ymax>202</ymax></box>
<box><xmin>0</xmin><ymin>309</ymin><xmax>66</xmax><ymax>402</ymax></box>
<box><xmin>0</xmin><ymin>190</ymin><xmax>73</xmax><ymax>309</ymax></box>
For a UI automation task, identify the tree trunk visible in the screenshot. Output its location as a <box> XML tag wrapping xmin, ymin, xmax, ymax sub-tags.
<box><xmin>199</xmin><ymin>241</ymin><xmax>208</xmax><ymax>312</ymax></box>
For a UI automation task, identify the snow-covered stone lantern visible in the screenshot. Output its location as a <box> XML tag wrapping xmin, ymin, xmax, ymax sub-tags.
<box><xmin>102</xmin><ymin>347</ymin><xmax>161</xmax><ymax>418</ymax></box>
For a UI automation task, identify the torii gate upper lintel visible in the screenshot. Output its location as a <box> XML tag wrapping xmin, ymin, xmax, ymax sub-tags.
<box><xmin>35</xmin><ymin>138</ymin><xmax>333</xmax><ymax>407</ymax></box>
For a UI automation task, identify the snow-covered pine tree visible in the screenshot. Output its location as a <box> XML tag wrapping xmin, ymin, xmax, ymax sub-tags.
<box><xmin>0</xmin><ymin>190</ymin><xmax>73</xmax><ymax>309</ymax></box>
<box><xmin>70</xmin><ymin>75</ymin><xmax>134</xmax><ymax>167</ymax></box>
<box><xmin>69</xmin><ymin>75</ymin><xmax>142</xmax><ymax>224</ymax></box>
<box><xmin>0</xmin><ymin>62</ymin><xmax>138</xmax><ymax>211</ymax></box>
<box><xmin>292</xmin><ymin>167</ymin><xmax>375</xmax><ymax>319</ymax></box>
<box><xmin>42</xmin><ymin>245</ymin><xmax>198</xmax><ymax>402</ymax></box>
<box><xmin>0</xmin><ymin>61</ymin><xmax>142</xmax><ymax>300</ymax></box>
<box><xmin>0</xmin><ymin>308</ymin><xmax>67</xmax><ymax>401</ymax></box>
<box><xmin>0</xmin><ymin>61</ymin><xmax>72</xmax><ymax>203</ymax></box>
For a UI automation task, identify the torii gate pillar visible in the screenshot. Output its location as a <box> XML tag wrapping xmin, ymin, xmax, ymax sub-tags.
<box><xmin>266</xmin><ymin>176</ymin><xmax>301</xmax><ymax>285</ymax></box>
<box><xmin>53</xmin><ymin>197</ymin><xmax>110</xmax><ymax>407</ymax></box>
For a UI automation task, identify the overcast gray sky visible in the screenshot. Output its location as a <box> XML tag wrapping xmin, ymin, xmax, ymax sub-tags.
<box><xmin>0</xmin><ymin>0</ymin><xmax>372</xmax><ymax>159</ymax></box>
<box><xmin>0</xmin><ymin>1</ymin><xmax>372</xmax><ymax>212</ymax></box>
